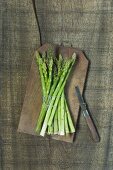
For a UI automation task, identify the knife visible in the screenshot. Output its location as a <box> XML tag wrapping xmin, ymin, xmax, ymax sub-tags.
<box><xmin>75</xmin><ymin>86</ymin><xmax>100</xmax><ymax>142</ymax></box>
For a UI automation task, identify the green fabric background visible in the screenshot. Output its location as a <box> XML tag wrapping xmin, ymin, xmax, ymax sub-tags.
<box><xmin>0</xmin><ymin>0</ymin><xmax>113</xmax><ymax>169</ymax></box>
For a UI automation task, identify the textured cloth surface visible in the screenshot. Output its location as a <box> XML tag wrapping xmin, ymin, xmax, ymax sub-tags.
<box><xmin>1</xmin><ymin>0</ymin><xmax>113</xmax><ymax>170</ymax></box>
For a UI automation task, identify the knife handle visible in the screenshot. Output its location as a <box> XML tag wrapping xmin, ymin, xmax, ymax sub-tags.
<box><xmin>84</xmin><ymin>111</ymin><xmax>100</xmax><ymax>142</ymax></box>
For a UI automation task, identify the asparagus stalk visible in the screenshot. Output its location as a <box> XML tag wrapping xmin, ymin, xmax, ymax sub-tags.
<box><xmin>58</xmin><ymin>100</ymin><xmax>61</xmax><ymax>134</ymax></box>
<box><xmin>53</xmin><ymin>108</ymin><xmax>58</xmax><ymax>134</ymax></box>
<box><xmin>60</xmin><ymin>92</ymin><xmax>65</xmax><ymax>135</ymax></box>
<box><xmin>64</xmin><ymin>99</ymin><xmax>75</xmax><ymax>133</ymax></box>
<box><xmin>41</xmin><ymin>52</ymin><xmax>48</xmax><ymax>87</ymax></box>
<box><xmin>65</xmin><ymin>109</ymin><xmax>69</xmax><ymax>134</ymax></box>
<box><xmin>47</xmin><ymin>126</ymin><xmax>50</xmax><ymax>134</ymax></box>
<box><xmin>40</xmin><ymin>56</ymin><xmax>76</xmax><ymax>136</ymax></box>
<box><xmin>36</xmin><ymin>52</ymin><xmax>46</xmax><ymax>97</ymax></box>
<box><xmin>47</xmin><ymin>124</ymin><xmax>53</xmax><ymax>134</ymax></box>
<box><xmin>50</xmin><ymin>123</ymin><xmax>54</xmax><ymax>134</ymax></box>
<box><xmin>61</xmin><ymin>91</ymin><xmax>70</xmax><ymax>134</ymax></box>
<box><xmin>46</xmin><ymin>58</ymin><xmax>53</xmax><ymax>95</ymax></box>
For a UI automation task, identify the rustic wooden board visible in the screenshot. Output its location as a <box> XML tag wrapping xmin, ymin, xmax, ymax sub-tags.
<box><xmin>18</xmin><ymin>43</ymin><xmax>89</xmax><ymax>143</ymax></box>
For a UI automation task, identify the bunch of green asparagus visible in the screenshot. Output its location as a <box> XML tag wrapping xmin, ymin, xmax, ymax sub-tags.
<box><xmin>35</xmin><ymin>48</ymin><xmax>76</xmax><ymax>136</ymax></box>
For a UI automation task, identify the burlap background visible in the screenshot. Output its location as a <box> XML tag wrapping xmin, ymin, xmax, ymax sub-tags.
<box><xmin>0</xmin><ymin>0</ymin><xmax>113</xmax><ymax>169</ymax></box>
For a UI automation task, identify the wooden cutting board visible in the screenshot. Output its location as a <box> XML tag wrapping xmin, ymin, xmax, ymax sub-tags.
<box><xmin>18</xmin><ymin>43</ymin><xmax>89</xmax><ymax>143</ymax></box>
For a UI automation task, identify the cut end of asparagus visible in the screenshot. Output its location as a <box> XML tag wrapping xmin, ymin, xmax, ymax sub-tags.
<box><xmin>72</xmin><ymin>53</ymin><xmax>76</xmax><ymax>60</ymax></box>
<box><xmin>59</xmin><ymin>132</ymin><xmax>65</xmax><ymax>136</ymax></box>
<box><xmin>40</xmin><ymin>123</ymin><xmax>47</xmax><ymax>136</ymax></box>
<box><xmin>54</xmin><ymin>132</ymin><xmax>58</xmax><ymax>135</ymax></box>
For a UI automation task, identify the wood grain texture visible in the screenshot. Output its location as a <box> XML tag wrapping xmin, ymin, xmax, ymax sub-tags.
<box><xmin>18</xmin><ymin>43</ymin><xmax>89</xmax><ymax>142</ymax></box>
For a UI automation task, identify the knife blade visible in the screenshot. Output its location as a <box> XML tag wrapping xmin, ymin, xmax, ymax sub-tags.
<box><xmin>75</xmin><ymin>86</ymin><xmax>100</xmax><ymax>142</ymax></box>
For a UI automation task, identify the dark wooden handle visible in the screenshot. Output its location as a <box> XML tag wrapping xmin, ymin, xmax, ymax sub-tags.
<box><xmin>85</xmin><ymin>115</ymin><xmax>100</xmax><ymax>142</ymax></box>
